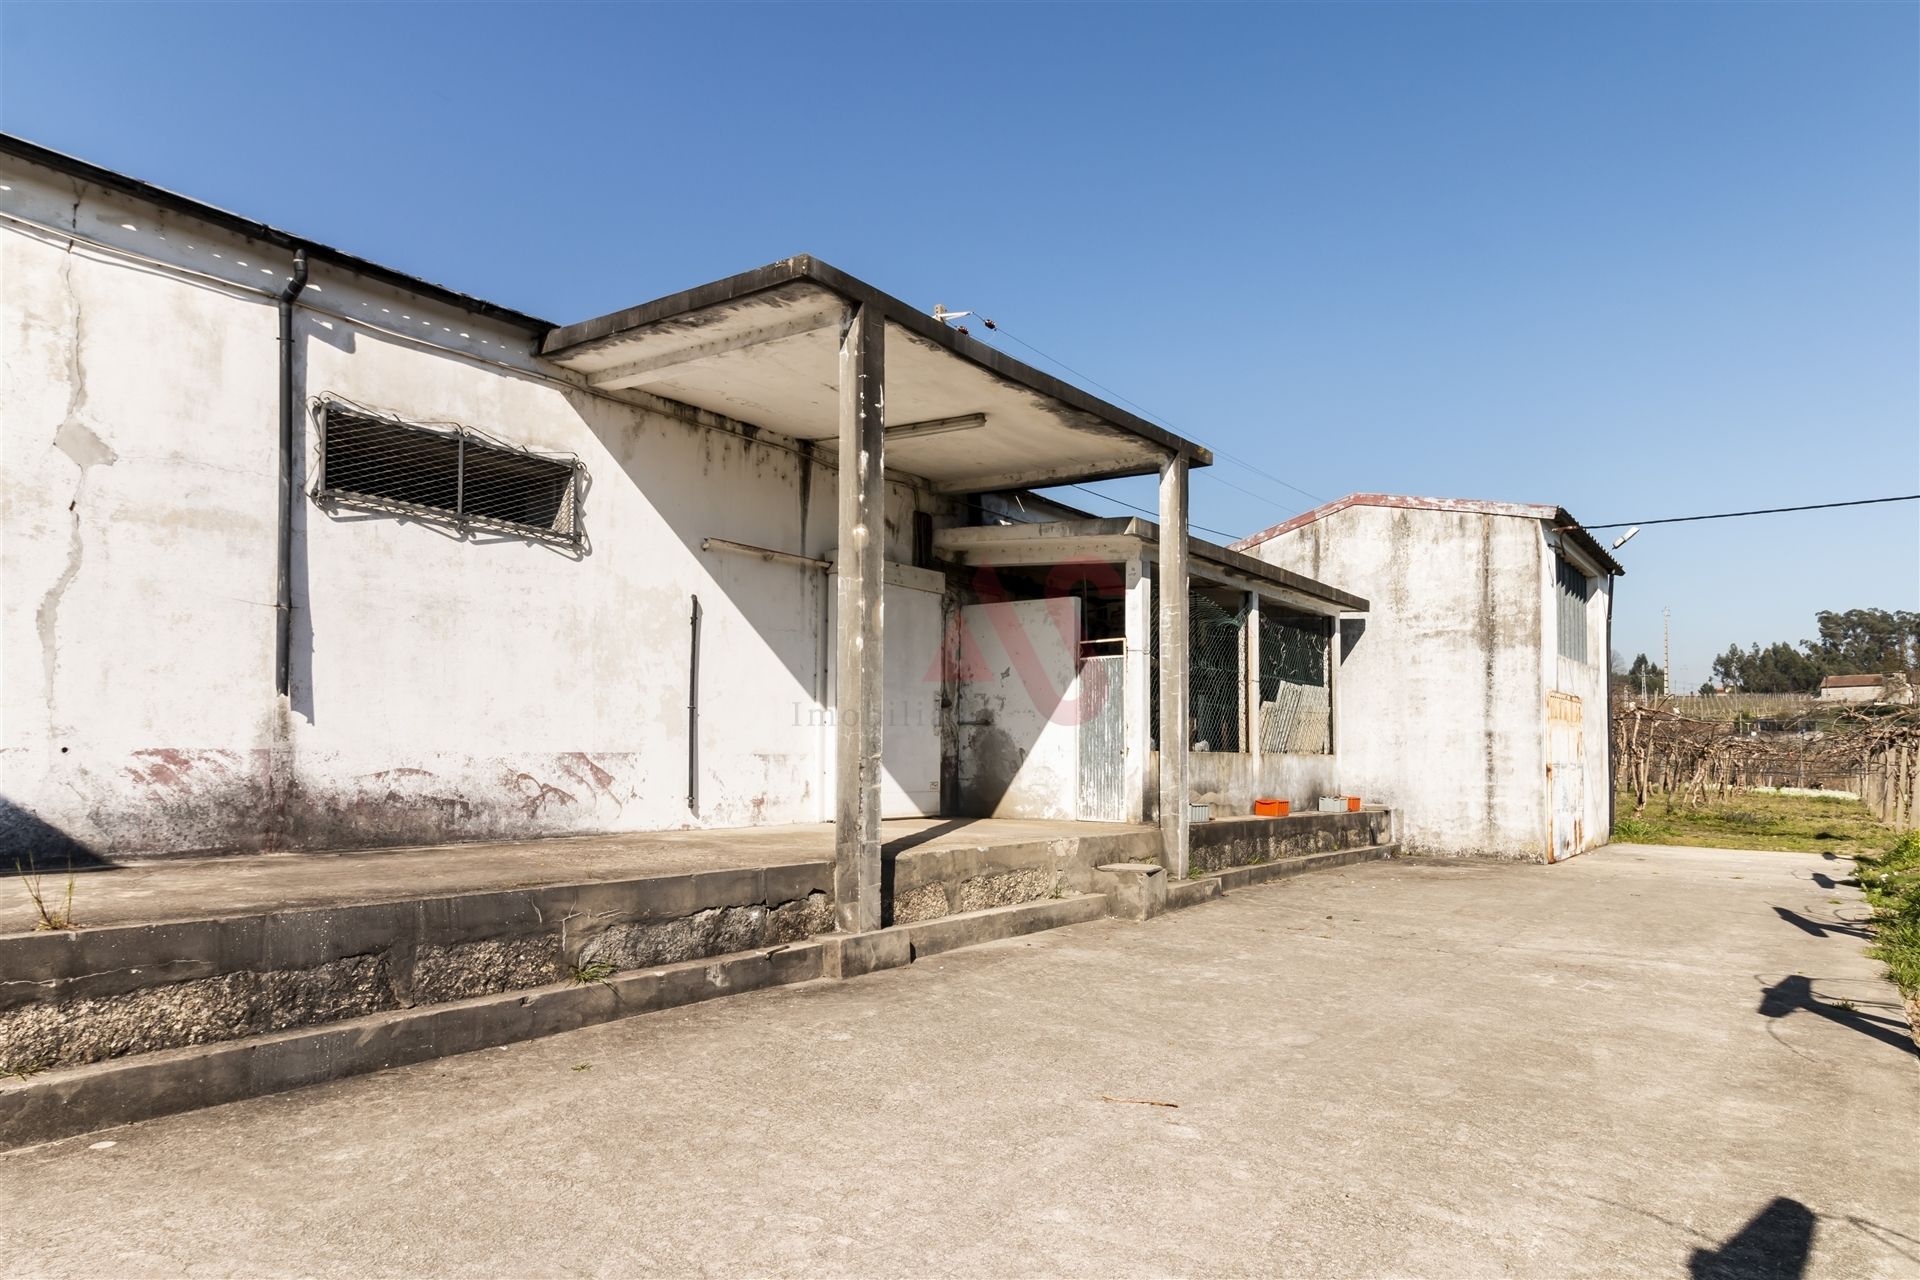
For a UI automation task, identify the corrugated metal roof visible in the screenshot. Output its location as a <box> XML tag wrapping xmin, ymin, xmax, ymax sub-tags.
<box><xmin>1819</xmin><ymin>674</ymin><xmax>1884</xmax><ymax>688</ymax></box>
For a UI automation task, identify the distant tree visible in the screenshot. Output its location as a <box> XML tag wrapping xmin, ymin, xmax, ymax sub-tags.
<box><xmin>1711</xmin><ymin>640</ymin><xmax>1825</xmax><ymax>694</ymax></box>
<box><xmin>1697</xmin><ymin>680</ymin><xmax>1716</xmax><ymax>695</ymax></box>
<box><xmin>1695</xmin><ymin>607</ymin><xmax>1914</xmax><ymax>696</ymax></box>
<box><xmin>1621</xmin><ymin>652</ymin><xmax>1665</xmax><ymax>697</ymax></box>
<box><xmin>1804</xmin><ymin>608</ymin><xmax>1920</xmax><ymax>675</ymax></box>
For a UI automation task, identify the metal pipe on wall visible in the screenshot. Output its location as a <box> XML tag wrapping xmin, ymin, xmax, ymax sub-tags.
<box><xmin>688</xmin><ymin>595</ymin><xmax>702</xmax><ymax>814</ymax></box>
<box><xmin>273</xmin><ymin>249</ymin><xmax>309</xmax><ymax>697</ymax></box>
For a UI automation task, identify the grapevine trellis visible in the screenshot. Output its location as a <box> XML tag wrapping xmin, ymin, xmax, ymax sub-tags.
<box><xmin>1612</xmin><ymin>700</ymin><xmax>1919</xmax><ymax>829</ymax></box>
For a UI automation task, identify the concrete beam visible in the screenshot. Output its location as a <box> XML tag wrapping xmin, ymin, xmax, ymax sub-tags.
<box><xmin>930</xmin><ymin>455</ymin><xmax>1164</xmax><ymax>496</ymax></box>
<box><xmin>834</xmin><ymin>303</ymin><xmax>886</xmax><ymax>932</ymax></box>
<box><xmin>1157</xmin><ymin>454</ymin><xmax>1191</xmax><ymax>877</ymax></box>
<box><xmin>585</xmin><ymin>309</ymin><xmax>838</xmax><ymax>389</ymax></box>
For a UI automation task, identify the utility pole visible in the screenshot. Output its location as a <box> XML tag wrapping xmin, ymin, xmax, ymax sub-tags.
<box><xmin>1663</xmin><ymin>607</ymin><xmax>1672</xmax><ymax>698</ymax></box>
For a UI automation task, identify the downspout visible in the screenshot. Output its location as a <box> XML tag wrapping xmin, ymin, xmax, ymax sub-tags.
<box><xmin>688</xmin><ymin>594</ymin><xmax>702</xmax><ymax>815</ymax></box>
<box><xmin>274</xmin><ymin>249</ymin><xmax>309</xmax><ymax>697</ymax></box>
<box><xmin>1605</xmin><ymin>571</ymin><xmax>1616</xmax><ymax>843</ymax></box>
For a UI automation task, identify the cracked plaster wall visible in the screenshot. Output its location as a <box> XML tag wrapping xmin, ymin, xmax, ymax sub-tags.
<box><xmin>0</xmin><ymin>156</ymin><xmax>951</xmax><ymax>861</ymax></box>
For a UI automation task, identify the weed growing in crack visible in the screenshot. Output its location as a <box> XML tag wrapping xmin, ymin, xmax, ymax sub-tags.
<box><xmin>568</xmin><ymin>959</ymin><xmax>617</xmax><ymax>986</ymax></box>
<box><xmin>15</xmin><ymin>858</ymin><xmax>77</xmax><ymax>931</ymax></box>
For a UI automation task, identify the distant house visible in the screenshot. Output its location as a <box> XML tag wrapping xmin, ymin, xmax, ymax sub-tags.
<box><xmin>1818</xmin><ymin>673</ymin><xmax>1910</xmax><ymax>704</ymax></box>
<box><xmin>1232</xmin><ymin>494</ymin><xmax>1624</xmax><ymax>864</ymax></box>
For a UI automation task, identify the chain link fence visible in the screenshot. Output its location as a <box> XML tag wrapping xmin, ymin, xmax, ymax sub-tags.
<box><xmin>1151</xmin><ymin>583</ymin><xmax>1248</xmax><ymax>751</ymax></box>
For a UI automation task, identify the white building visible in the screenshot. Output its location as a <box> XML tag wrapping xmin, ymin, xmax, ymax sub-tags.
<box><xmin>1</xmin><ymin>135</ymin><xmax>1371</xmax><ymax>916</ymax></box>
<box><xmin>1233</xmin><ymin>494</ymin><xmax>1624</xmax><ymax>862</ymax></box>
<box><xmin>1817</xmin><ymin>674</ymin><xmax>1890</xmax><ymax>704</ymax></box>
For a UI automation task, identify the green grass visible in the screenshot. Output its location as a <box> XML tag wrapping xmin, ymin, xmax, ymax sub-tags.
<box><xmin>1856</xmin><ymin>830</ymin><xmax>1920</xmax><ymax>999</ymax></box>
<box><xmin>1611</xmin><ymin>789</ymin><xmax>1889</xmax><ymax>856</ymax></box>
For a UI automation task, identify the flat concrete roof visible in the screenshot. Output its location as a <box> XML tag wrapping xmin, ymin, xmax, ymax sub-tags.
<box><xmin>936</xmin><ymin>517</ymin><xmax>1369</xmax><ymax>615</ymax></box>
<box><xmin>542</xmin><ymin>257</ymin><xmax>1214</xmax><ymax>495</ymax></box>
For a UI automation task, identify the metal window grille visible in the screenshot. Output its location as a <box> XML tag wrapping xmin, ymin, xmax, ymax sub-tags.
<box><xmin>1149</xmin><ymin>584</ymin><xmax>1249</xmax><ymax>752</ymax></box>
<box><xmin>1189</xmin><ymin>590</ymin><xmax>1247</xmax><ymax>752</ymax></box>
<box><xmin>1555</xmin><ymin>556</ymin><xmax>1590</xmax><ymax>663</ymax></box>
<box><xmin>315</xmin><ymin>401</ymin><xmax>581</xmax><ymax>546</ymax></box>
<box><xmin>1259</xmin><ymin>611</ymin><xmax>1332</xmax><ymax>754</ymax></box>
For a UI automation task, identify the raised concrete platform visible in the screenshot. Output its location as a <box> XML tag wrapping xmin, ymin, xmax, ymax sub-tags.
<box><xmin>1</xmin><ymin>811</ymin><xmax>1395</xmax><ymax>1147</ymax></box>
<box><xmin>0</xmin><ymin>817</ymin><xmax>1150</xmax><ymax>934</ymax></box>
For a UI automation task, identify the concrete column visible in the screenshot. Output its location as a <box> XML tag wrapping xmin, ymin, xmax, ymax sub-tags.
<box><xmin>1122</xmin><ymin>553</ymin><xmax>1153</xmax><ymax>823</ymax></box>
<box><xmin>1245</xmin><ymin>592</ymin><xmax>1263</xmax><ymax>762</ymax></box>
<box><xmin>834</xmin><ymin>303</ymin><xmax>885</xmax><ymax>932</ymax></box>
<box><xmin>1156</xmin><ymin>454</ymin><xmax>1190</xmax><ymax>877</ymax></box>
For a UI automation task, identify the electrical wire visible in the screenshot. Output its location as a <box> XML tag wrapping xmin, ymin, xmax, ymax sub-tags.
<box><xmin>1577</xmin><ymin>494</ymin><xmax>1920</xmax><ymax>531</ymax></box>
<box><xmin>963</xmin><ymin>312</ymin><xmax>1328</xmax><ymax>505</ymax></box>
<box><xmin>1063</xmin><ymin>484</ymin><xmax>1242</xmax><ymax>541</ymax></box>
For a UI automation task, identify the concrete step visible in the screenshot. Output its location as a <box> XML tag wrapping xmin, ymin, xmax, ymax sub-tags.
<box><xmin>820</xmin><ymin>893</ymin><xmax>1110</xmax><ymax>978</ymax></box>
<box><xmin>1166</xmin><ymin>843</ymin><xmax>1397</xmax><ymax>911</ymax></box>
<box><xmin>0</xmin><ymin>893</ymin><xmax>1115</xmax><ymax>1150</ymax></box>
<box><xmin>1204</xmin><ymin>843</ymin><xmax>1398</xmax><ymax>892</ymax></box>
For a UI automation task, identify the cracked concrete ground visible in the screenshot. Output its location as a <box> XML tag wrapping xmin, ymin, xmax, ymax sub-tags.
<box><xmin>2</xmin><ymin>843</ymin><xmax>1915</xmax><ymax>1278</ymax></box>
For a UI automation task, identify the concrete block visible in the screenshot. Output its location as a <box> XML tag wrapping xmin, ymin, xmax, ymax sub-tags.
<box><xmin>819</xmin><ymin>929</ymin><xmax>912</xmax><ymax>980</ymax></box>
<box><xmin>1093</xmin><ymin>863</ymin><xmax>1167</xmax><ymax>921</ymax></box>
<box><xmin>1165</xmin><ymin>877</ymin><xmax>1223</xmax><ymax>911</ymax></box>
<box><xmin>900</xmin><ymin>894</ymin><xmax>1107</xmax><ymax>959</ymax></box>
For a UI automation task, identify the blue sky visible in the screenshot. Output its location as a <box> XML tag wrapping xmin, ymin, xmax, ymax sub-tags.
<box><xmin>3</xmin><ymin>2</ymin><xmax>1914</xmax><ymax>687</ymax></box>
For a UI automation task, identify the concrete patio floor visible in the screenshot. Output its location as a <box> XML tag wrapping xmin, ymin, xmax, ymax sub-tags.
<box><xmin>3</xmin><ymin>842</ymin><xmax>1915</xmax><ymax>1278</ymax></box>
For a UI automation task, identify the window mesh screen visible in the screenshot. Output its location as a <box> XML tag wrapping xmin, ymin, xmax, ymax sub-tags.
<box><xmin>1259</xmin><ymin>611</ymin><xmax>1332</xmax><ymax>754</ymax></box>
<box><xmin>1189</xmin><ymin>591</ymin><xmax>1247</xmax><ymax>752</ymax></box>
<box><xmin>1555</xmin><ymin>556</ymin><xmax>1590</xmax><ymax>663</ymax></box>
<box><xmin>317</xmin><ymin>404</ymin><xmax>579</xmax><ymax>544</ymax></box>
<box><xmin>1150</xmin><ymin>583</ymin><xmax>1248</xmax><ymax>752</ymax></box>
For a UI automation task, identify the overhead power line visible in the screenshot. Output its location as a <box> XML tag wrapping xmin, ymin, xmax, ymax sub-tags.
<box><xmin>964</xmin><ymin>313</ymin><xmax>1329</xmax><ymax>506</ymax></box>
<box><xmin>1578</xmin><ymin>494</ymin><xmax>1919</xmax><ymax>532</ymax></box>
<box><xmin>1064</xmin><ymin>484</ymin><xmax>1241</xmax><ymax>542</ymax></box>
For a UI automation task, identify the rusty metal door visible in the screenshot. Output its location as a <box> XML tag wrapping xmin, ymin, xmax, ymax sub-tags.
<box><xmin>1547</xmin><ymin>691</ymin><xmax>1586</xmax><ymax>863</ymax></box>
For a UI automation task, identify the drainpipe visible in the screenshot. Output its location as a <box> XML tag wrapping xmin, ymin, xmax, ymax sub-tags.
<box><xmin>688</xmin><ymin>594</ymin><xmax>702</xmax><ymax>815</ymax></box>
<box><xmin>274</xmin><ymin>250</ymin><xmax>309</xmax><ymax>698</ymax></box>
<box><xmin>1605</xmin><ymin>572</ymin><xmax>1616</xmax><ymax>842</ymax></box>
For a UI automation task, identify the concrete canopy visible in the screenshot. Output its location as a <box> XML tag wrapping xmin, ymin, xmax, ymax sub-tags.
<box><xmin>540</xmin><ymin>257</ymin><xmax>1213</xmax><ymax>494</ymax></box>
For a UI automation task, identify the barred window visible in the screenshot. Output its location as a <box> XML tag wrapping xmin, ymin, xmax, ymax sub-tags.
<box><xmin>1555</xmin><ymin>556</ymin><xmax>1591</xmax><ymax>663</ymax></box>
<box><xmin>315</xmin><ymin>402</ymin><xmax>581</xmax><ymax>545</ymax></box>
<box><xmin>1258</xmin><ymin>610</ymin><xmax>1331</xmax><ymax>754</ymax></box>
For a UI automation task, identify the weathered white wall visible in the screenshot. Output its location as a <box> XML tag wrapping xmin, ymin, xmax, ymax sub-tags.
<box><xmin>1246</xmin><ymin>506</ymin><xmax>1554</xmax><ymax>859</ymax></box>
<box><xmin>0</xmin><ymin>156</ymin><xmax>950</xmax><ymax>859</ymax></box>
<box><xmin>825</xmin><ymin>565</ymin><xmax>945</xmax><ymax>818</ymax></box>
<box><xmin>1166</xmin><ymin>751</ymin><xmax>1342</xmax><ymax>818</ymax></box>
<box><xmin>952</xmin><ymin>598</ymin><xmax>1082</xmax><ymax>819</ymax></box>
